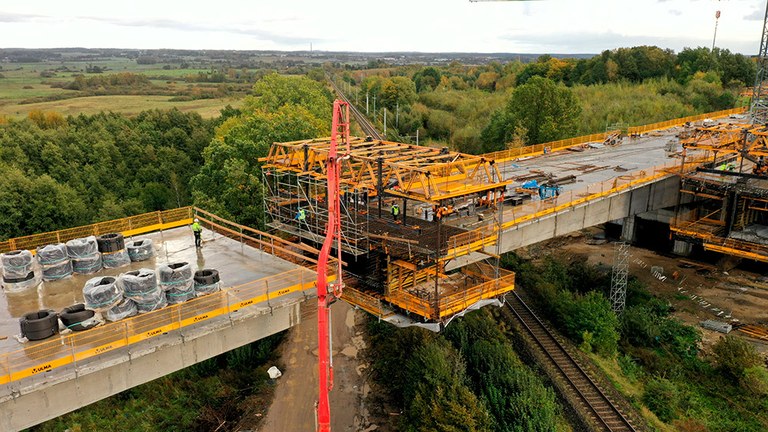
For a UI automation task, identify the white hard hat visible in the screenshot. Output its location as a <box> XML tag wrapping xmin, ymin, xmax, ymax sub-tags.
<box><xmin>194</xmin><ymin>218</ymin><xmax>199</xmax><ymax>222</ymax></box>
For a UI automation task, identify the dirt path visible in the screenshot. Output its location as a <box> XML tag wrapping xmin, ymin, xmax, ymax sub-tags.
<box><xmin>256</xmin><ymin>300</ymin><xmax>376</xmax><ymax>432</ymax></box>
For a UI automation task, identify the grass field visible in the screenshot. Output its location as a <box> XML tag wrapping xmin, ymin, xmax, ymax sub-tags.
<box><xmin>0</xmin><ymin>95</ymin><xmax>242</xmax><ymax>119</ymax></box>
<box><xmin>0</xmin><ymin>57</ymin><xmax>250</xmax><ymax>119</ymax></box>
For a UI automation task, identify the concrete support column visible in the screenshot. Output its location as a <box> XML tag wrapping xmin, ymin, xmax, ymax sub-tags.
<box><xmin>672</xmin><ymin>240</ymin><xmax>693</xmax><ymax>256</ymax></box>
<box><xmin>620</xmin><ymin>216</ymin><xmax>637</xmax><ymax>243</ymax></box>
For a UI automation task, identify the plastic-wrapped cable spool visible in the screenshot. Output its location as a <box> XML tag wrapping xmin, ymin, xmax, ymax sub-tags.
<box><xmin>72</xmin><ymin>253</ymin><xmax>103</xmax><ymax>274</ymax></box>
<box><xmin>126</xmin><ymin>238</ymin><xmax>154</xmax><ymax>262</ymax></box>
<box><xmin>102</xmin><ymin>249</ymin><xmax>131</xmax><ymax>269</ymax></box>
<box><xmin>37</xmin><ymin>243</ymin><xmax>73</xmax><ymax>281</ymax></box>
<box><xmin>105</xmin><ymin>298</ymin><xmax>137</xmax><ymax>322</ymax></box>
<box><xmin>2</xmin><ymin>271</ymin><xmax>40</xmax><ymax>294</ymax></box>
<box><xmin>97</xmin><ymin>233</ymin><xmax>125</xmax><ymax>254</ymax></box>
<box><xmin>135</xmin><ymin>293</ymin><xmax>168</xmax><ymax>313</ymax></box>
<box><xmin>82</xmin><ymin>276</ymin><xmax>122</xmax><ymax>312</ymax></box>
<box><xmin>59</xmin><ymin>304</ymin><xmax>97</xmax><ymax>331</ymax></box>
<box><xmin>120</xmin><ymin>269</ymin><xmax>160</xmax><ymax>301</ymax></box>
<box><xmin>66</xmin><ymin>236</ymin><xmax>98</xmax><ymax>258</ymax></box>
<box><xmin>67</xmin><ymin>236</ymin><xmax>103</xmax><ymax>274</ymax></box>
<box><xmin>1</xmin><ymin>250</ymin><xmax>34</xmax><ymax>279</ymax></box>
<box><xmin>159</xmin><ymin>262</ymin><xmax>195</xmax><ymax>304</ymax></box>
<box><xmin>194</xmin><ymin>269</ymin><xmax>221</xmax><ymax>296</ymax></box>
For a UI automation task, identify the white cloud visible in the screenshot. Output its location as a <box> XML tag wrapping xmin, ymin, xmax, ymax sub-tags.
<box><xmin>0</xmin><ymin>0</ymin><xmax>762</xmax><ymax>53</ymax></box>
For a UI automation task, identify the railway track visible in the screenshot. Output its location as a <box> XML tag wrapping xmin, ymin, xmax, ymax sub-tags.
<box><xmin>506</xmin><ymin>291</ymin><xmax>637</xmax><ymax>432</ymax></box>
<box><xmin>328</xmin><ymin>78</ymin><xmax>383</xmax><ymax>140</ymax></box>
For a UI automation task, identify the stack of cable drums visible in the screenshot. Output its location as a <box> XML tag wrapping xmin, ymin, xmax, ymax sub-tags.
<box><xmin>194</xmin><ymin>269</ymin><xmax>221</xmax><ymax>296</ymax></box>
<box><xmin>126</xmin><ymin>238</ymin><xmax>154</xmax><ymax>262</ymax></box>
<box><xmin>158</xmin><ymin>262</ymin><xmax>195</xmax><ymax>304</ymax></box>
<box><xmin>66</xmin><ymin>236</ymin><xmax>102</xmax><ymax>274</ymax></box>
<box><xmin>36</xmin><ymin>243</ymin><xmax>73</xmax><ymax>281</ymax></box>
<box><xmin>120</xmin><ymin>269</ymin><xmax>166</xmax><ymax>313</ymax></box>
<box><xmin>1</xmin><ymin>250</ymin><xmax>40</xmax><ymax>293</ymax></box>
<box><xmin>97</xmin><ymin>233</ymin><xmax>130</xmax><ymax>269</ymax></box>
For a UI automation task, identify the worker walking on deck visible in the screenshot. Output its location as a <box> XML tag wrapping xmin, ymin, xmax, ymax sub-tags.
<box><xmin>391</xmin><ymin>203</ymin><xmax>400</xmax><ymax>221</ymax></box>
<box><xmin>191</xmin><ymin>218</ymin><xmax>202</xmax><ymax>248</ymax></box>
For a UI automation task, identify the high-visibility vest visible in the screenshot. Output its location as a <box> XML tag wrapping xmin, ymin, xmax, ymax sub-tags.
<box><xmin>192</xmin><ymin>222</ymin><xmax>202</xmax><ymax>232</ymax></box>
<box><xmin>298</xmin><ymin>209</ymin><xmax>306</xmax><ymax>221</ymax></box>
<box><xmin>392</xmin><ymin>205</ymin><xmax>400</xmax><ymax>216</ymax></box>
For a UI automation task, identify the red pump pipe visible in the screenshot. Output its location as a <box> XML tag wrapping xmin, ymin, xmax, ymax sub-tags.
<box><xmin>316</xmin><ymin>100</ymin><xmax>350</xmax><ymax>432</ymax></box>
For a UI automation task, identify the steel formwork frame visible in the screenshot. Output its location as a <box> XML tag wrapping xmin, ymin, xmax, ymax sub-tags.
<box><xmin>261</xmin><ymin>137</ymin><xmax>511</xmax><ymax>204</ymax></box>
<box><xmin>263</xmin><ymin>168</ymin><xmax>369</xmax><ymax>256</ymax></box>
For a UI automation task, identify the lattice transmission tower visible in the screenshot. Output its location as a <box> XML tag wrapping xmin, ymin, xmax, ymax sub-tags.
<box><xmin>751</xmin><ymin>1</ymin><xmax>768</xmax><ymax>124</ymax></box>
<box><xmin>610</xmin><ymin>242</ymin><xmax>630</xmax><ymax>314</ymax></box>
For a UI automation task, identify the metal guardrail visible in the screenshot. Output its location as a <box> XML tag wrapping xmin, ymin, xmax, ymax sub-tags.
<box><xmin>626</xmin><ymin>107</ymin><xmax>745</xmax><ymax>135</ymax></box>
<box><xmin>484</xmin><ymin>131</ymin><xmax>618</xmax><ymax>163</ymax></box>
<box><xmin>481</xmin><ymin>107</ymin><xmax>747</xmax><ymax>164</ymax></box>
<box><xmin>0</xmin><ymin>207</ymin><xmax>194</xmax><ymax>253</ymax></box>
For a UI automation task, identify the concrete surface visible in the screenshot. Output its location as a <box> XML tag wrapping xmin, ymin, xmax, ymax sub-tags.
<box><xmin>0</xmin><ymin>294</ymin><xmax>306</xmax><ymax>431</ymax></box>
<box><xmin>0</xmin><ymin>226</ymin><xmax>297</xmax><ymax>353</ymax></box>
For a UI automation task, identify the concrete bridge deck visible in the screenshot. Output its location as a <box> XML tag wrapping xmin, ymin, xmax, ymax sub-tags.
<box><xmin>0</xmin><ymin>226</ymin><xmax>316</xmax><ymax>431</ymax></box>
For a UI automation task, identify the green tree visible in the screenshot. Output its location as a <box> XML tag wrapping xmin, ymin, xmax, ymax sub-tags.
<box><xmin>244</xmin><ymin>73</ymin><xmax>333</xmax><ymax>121</ymax></box>
<box><xmin>481</xmin><ymin>76</ymin><xmax>581</xmax><ymax>151</ymax></box>
<box><xmin>380</xmin><ymin>76</ymin><xmax>417</xmax><ymax>110</ymax></box>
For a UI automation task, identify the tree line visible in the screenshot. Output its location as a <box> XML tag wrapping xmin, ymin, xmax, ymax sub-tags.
<box><xmin>335</xmin><ymin>45</ymin><xmax>750</xmax><ymax>154</ymax></box>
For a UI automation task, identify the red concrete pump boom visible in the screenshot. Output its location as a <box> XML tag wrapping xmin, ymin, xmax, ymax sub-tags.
<box><xmin>316</xmin><ymin>99</ymin><xmax>350</xmax><ymax>432</ymax></box>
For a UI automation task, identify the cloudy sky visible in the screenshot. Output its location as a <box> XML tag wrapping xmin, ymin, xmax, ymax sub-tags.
<box><xmin>0</xmin><ymin>0</ymin><xmax>765</xmax><ymax>54</ymax></box>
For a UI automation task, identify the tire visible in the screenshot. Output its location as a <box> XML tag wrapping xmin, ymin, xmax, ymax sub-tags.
<box><xmin>97</xmin><ymin>233</ymin><xmax>125</xmax><ymax>253</ymax></box>
<box><xmin>19</xmin><ymin>309</ymin><xmax>59</xmax><ymax>341</ymax></box>
<box><xmin>194</xmin><ymin>269</ymin><xmax>220</xmax><ymax>285</ymax></box>
<box><xmin>59</xmin><ymin>304</ymin><xmax>96</xmax><ymax>331</ymax></box>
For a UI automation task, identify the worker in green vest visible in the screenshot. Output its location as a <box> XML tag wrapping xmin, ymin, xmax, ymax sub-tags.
<box><xmin>296</xmin><ymin>208</ymin><xmax>307</xmax><ymax>224</ymax></box>
<box><xmin>391</xmin><ymin>203</ymin><xmax>400</xmax><ymax>220</ymax></box>
<box><xmin>191</xmin><ymin>218</ymin><xmax>202</xmax><ymax>248</ymax></box>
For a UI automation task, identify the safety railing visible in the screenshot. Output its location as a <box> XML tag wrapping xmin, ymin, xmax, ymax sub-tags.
<box><xmin>480</xmin><ymin>107</ymin><xmax>747</xmax><ymax>164</ymax></box>
<box><xmin>380</xmin><ymin>264</ymin><xmax>515</xmax><ymax>321</ymax></box>
<box><xmin>483</xmin><ymin>131</ymin><xmax>617</xmax><ymax>163</ymax></box>
<box><xmin>438</xmin><ymin>270</ymin><xmax>515</xmax><ymax>319</ymax></box>
<box><xmin>0</xmin><ymin>266</ymin><xmax>316</xmax><ymax>385</ymax></box>
<box><xmin>703</xmin><ymin>239</ymin><xmax>768</xmax><ymax>263</ymax></box>
<box><xmin>386</xmin><ymin>289</ymin><xmax>435</xmax><ymax>320</ymax></box>
<box><xmin>445</xmin><ymin>159</ymin><xmax>687</xmax><ymax>260</ymax></box>
<box><xmin>626</xmin><ymin>107</ymin><xmax>746</xmax><ymax>135</ymax></box>
<box><xmin>193</xmin><ymin>207</ymin><xmax>323</xmax><ymax>266</ymax></box>
<box><xmin>0</xmin><ymin>207</ymin><xmax>194</xmax><ymax>253</ymax></box>
<box><xmin>340</xmin><ymin>287</ymin><xmax>393</xmax><ymax>319</ymax></box>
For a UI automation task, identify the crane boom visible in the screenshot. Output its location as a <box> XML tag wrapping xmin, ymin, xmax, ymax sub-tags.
<box><xmin>316</xmin><ymin>99</ymin><xmax>350</xmax><ymax>432</ymax></box>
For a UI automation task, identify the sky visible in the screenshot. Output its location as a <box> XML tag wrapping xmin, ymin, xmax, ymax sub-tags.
<box><xmin>0</xmin><ymin>0</ymin><xmax>766</xmax><ymax>55</ymax></box>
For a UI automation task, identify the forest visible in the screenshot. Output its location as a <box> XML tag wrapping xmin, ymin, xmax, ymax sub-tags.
<box><xmin>336</xmin><ymin>45</ymin><xmax>752</xmax><ymax>153</ymax></box>
<box><xmin>5</xmin><ymin>44</ymin><xmax>765</xmax><ymax>431</ymax></box>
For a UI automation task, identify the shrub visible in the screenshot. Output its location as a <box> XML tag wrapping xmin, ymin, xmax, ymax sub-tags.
<box><xmin>643</xmin><ymin>377</ymin><xmax>680</xmax><ymax>422</ymax></box>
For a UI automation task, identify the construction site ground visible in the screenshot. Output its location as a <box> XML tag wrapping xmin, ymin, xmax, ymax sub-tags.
<box><xmin>530</xmin><ymin>228</ymin><xmax>768</xmax><ymax>355</ymax></box>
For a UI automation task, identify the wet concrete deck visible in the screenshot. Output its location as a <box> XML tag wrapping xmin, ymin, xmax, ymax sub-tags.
<box><xmin>0</xmin><ymin>226</ymin><xmax>299</xmax><ymax>353</ymax></box>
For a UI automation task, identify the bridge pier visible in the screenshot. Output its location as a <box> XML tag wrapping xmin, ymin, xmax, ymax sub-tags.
<box><xmin>0</xmin><ymin>297</ymin><xmax>306</xmax><ymax>431</ymax></box>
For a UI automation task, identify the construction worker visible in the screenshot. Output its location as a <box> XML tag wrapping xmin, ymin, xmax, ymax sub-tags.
<box><xmin>191</xmin><ymin>218</ymin><xmax>202</xmax><ymax>248</ymax></box>
<box><xmin>391</xmin><ymin>203</ymin><xmax>400</xmax><ymax>220</ymax></box>
<box><xmin>295</xmin><ymin>207</ymin><xmax>307</xmax><ymax>224</ymax></box>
